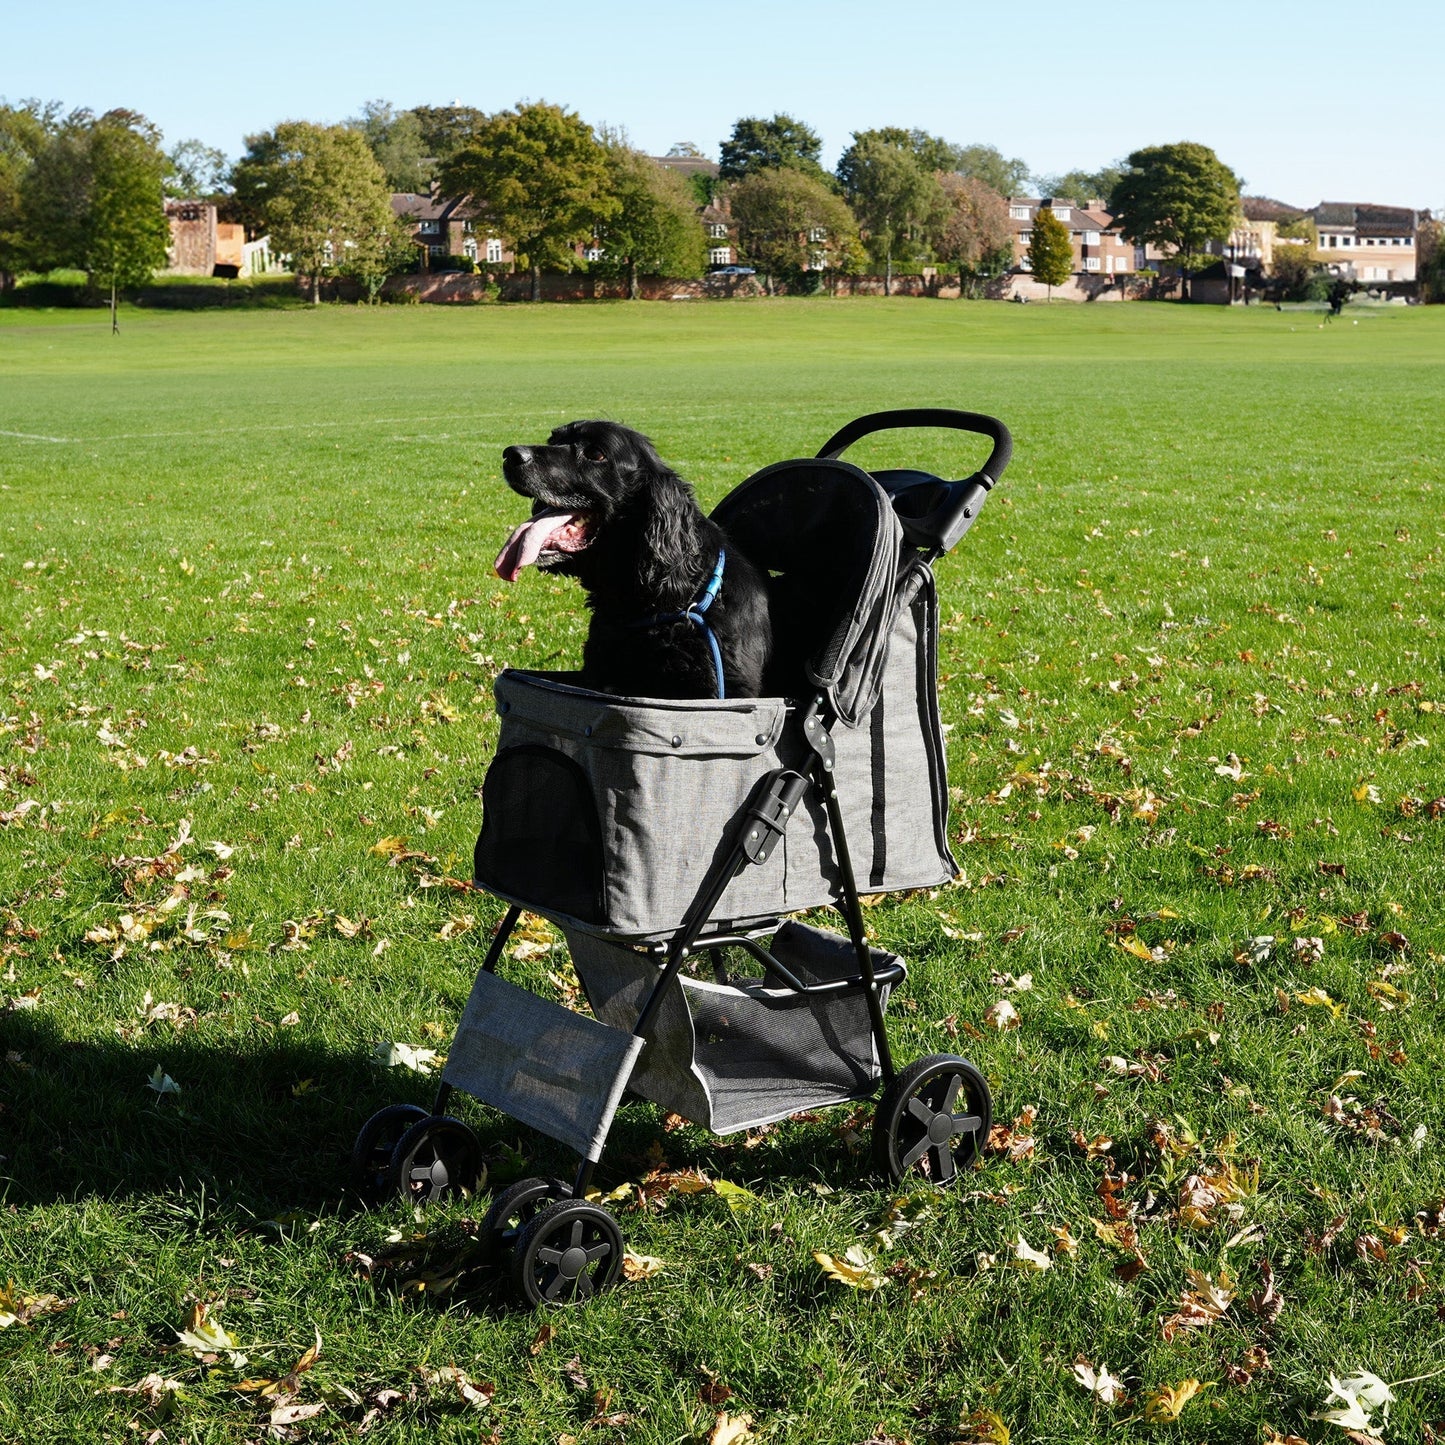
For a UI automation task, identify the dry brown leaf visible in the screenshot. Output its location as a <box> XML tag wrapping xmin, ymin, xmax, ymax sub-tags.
<box><xmin>983</xmin><ymin>999</ymin><xmax>1019</xmax><ymax>1031</ymax></box>
<box><xmin>1246</xmin><ymin>1260</ymin><xmax>1283</xmax><ymax>1321</ymax></box>
<box><xmin>956</xmin><ymin>1408</ymin><xmax>1010</xmax><ymax>1444</ymax></box>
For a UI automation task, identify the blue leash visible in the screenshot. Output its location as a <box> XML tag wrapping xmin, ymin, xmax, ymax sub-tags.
<box><xmin>628</xmin><ymin>549</ymin><xmax>727</xmax><ymax>699</ymax></box>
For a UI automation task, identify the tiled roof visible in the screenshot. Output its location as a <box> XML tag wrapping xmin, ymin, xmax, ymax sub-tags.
<box><xmin>653</xmin><ymin>155</ymin><xmax>719</xmax><ymax>178</ymax></box>
<box><xmin>1005</xmin><ymin>198</ymin><xmax>1120</xmax><ymax>233</ymax></box>
<box><xmin>390</xmin><ymin>192</ymin><xmax>480</xmax><ymax>223</ymax></box>
<box><xmin>1311</xmin><ymin>201</ymin><xmax>1417</xmax><ymax>235</ymax></box>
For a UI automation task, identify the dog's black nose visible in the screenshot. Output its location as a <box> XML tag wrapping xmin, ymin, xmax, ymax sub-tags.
<box><xmin>502</xmin><ymin>445</ymin><xmax>531</xmax><ymax>469</ymax></box>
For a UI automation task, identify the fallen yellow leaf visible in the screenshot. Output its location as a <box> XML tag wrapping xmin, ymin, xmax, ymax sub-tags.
<box><xmin>1143</xmin><ymin>1378</ymin><xmax>1206</xmax><ymax>1423</ymax></box>
<box><xmin>621</xmin><ymin>1251</ymin><xmax>666</xmax><ymax>1281</ymax></box>
<box><xmin>813</xmin><ymin>1244</ymin><xmax>889</xmax><ymax>1290</ymax></box>
<box><xmin>708</xmin><ymin>1410</ymin><xmax>755</xmax><ymax>1445</ymax></box>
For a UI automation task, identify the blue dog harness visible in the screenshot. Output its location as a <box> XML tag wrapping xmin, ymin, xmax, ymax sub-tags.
<box><xmin>629</xmin><ymin>549</ymin><xmax>728</xmax><ymax>699</ymax></box>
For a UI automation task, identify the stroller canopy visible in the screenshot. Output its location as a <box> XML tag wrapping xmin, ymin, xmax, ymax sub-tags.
<box><xmin>712</xmin><ymin>458</ymin><xmax>904</xmax><ymax>726</ymax></box>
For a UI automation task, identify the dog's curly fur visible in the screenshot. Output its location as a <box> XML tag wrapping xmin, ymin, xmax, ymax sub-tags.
<box><xmin>497</xmin><ymin>420</ymin><xmax>772</xmax><ymax>699</ymax></box>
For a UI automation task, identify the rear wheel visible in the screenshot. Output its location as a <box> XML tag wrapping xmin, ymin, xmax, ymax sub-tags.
<box><xmin>872</xmin><ymin>1054</ymin><xmax>991</xmax><ymax>1186</ymax></box>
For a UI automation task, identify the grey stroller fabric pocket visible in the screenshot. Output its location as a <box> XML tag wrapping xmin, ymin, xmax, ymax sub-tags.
<box><xmin>567</xmin><ymin>921</ymin><xmax>902</xmax><ymax>1134</ymax></box>
<box><xmin>474</xmin><ymin>561</ymin><xmax>955</xmax><ymax>942</ymax></box>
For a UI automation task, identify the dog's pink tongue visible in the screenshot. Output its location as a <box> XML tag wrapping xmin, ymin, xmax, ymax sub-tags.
<box><xmin>494</xmin><ymin>508</ymin><xmax>583</xmax><ymax>582</ymax></box>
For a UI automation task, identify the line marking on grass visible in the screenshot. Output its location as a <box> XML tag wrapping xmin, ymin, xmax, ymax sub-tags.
<box><xmin>0</xmin><ymin>428</ymin><xmax>76</xmax><ymax>443</ymax></box>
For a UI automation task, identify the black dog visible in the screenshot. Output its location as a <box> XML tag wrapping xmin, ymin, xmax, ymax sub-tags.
<box><xmin>495</xmin><ymin>420</ymin><xmax>772</xmax><ymax>699</ymax></box>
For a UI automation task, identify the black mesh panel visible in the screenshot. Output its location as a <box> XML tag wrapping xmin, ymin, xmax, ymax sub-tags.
<box><xmin>474</xmin><ymin>745</ymin><xmax>604</xmax><ymax>923</ymax></box>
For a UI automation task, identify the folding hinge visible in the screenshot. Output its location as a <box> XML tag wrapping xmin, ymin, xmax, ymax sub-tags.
<box><xmin>740</xmin><ymin>770</ymin><xmax>808</xmax><ymax>865</ymax></box>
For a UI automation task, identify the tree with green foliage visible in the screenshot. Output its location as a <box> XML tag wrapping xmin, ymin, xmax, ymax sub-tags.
<box><xmin>339</xmin><ymin>229</ymin><xmax>419</xmax><ymax>304</ymax></box>
<box><xmin>1027</xmin><ymin>203</ymin><xmax>1074</xmax><ymax>299</ymax></box>
<box><xmin>718</xmin><ymin>114</ymin><xmax>825</xmax><ymax>182</ymax></box>
<box><xmin>0</xmin><ymin>100</ymin><xmax>58</xmax><ymax>289</ymax></box>
<box><xmin>87</xmin><ymin>111</ymin><xmax>171</xmax><ymax>330</ymax></box>
<box><xmin>20</xmin><ymin>108</ymin><xmax>169</xmax><ymax>330</ymax></box>
<box><xmin>1033</xmin><ymin>163</ymin><xmax>1126</xmax><ymax>208</ymax></box>
<box><xmin>836</xmin><ymin>129</ymin><xmax>943</xmax><ymax>292</ymax></box>
<box><xmin>950</xmin><ymin>143</ymin><xmax>1032</xmax><ymax>200</ymax></box>
<box><xmin>408</xmin><ymin>104</ymin><xmax>488</xmax><ymax>168</ymax></box>
<box><xmin>1417</xmin><ymin>216</ymin><xmax>1443</xmax><ymax>303</ymax></box>
<box><xmin>347</xmin><ymin>100</ymin><xmax>431</xmax><ymax>194</ymax></box>
<box><xmin>591</xmin><ymin>142</ymin><xmax>705</xmax><ymax>298</ymax></box>
<box><xmin>441</xmin><ymin>103</ymin><xmax>616</xmax><ymax>302</ymax></box>
<box><xmin>165</xmin><ymin>139</ymin><xmax>229</xmax><ymax>198</ymax></box>
<box><xmin>933</xmin><ymin>173</ymin><xmax>1012</xmax><ymax>297</ymax></box>
<box><xmin>231</xmin><ymin>121</ymin><xmax>395</xmax><ymax>304</ymax></box>
<box><xmin>731</xmin><ymin>165</ymin><xmax>861</xmax><ymax>294</ymax></box>
<box><xmin>1109</xmin><ymin>141</ymin><xmax>1241</xmax><ymax>300</ymax></box>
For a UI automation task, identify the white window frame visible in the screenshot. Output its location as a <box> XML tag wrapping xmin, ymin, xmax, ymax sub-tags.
<box><xmin>1052</xmin><ymin>206</ymin><xmax>1071</xmax><ymax>221</ymax></box>
<box><xmin>1083</xmin><ymin>256</ymin><xmax>1101</xmax><ymax>271</ymax></box>
<box><xmin>1009</xmin><ymin>205</ymin><xmax>1030</xmax><ymax>220</ymax></box>
<box><xmin>808</xmin><ymin>227</ymin><xmax>828</xmax><ymax>243</ymax></box>
<box><xmin>462</xmin><ymin>237</ymin><xmax>478</xmax><ymax>260</ymax></box>
<box><xmin>485</xmin><ymin>238</ymin><xmax>503</xmax><ymax>263</ymax></box>
<box><xmin>709</xmin><ymin>246</ymin><xmax>731</xmax><ymax>266</ymax></box>
<box><xmin>707</xmin><ymin>222</ymin><xmax>729</xmax><ymax>239</ymax></box>
<box><xmin>419</xmin><ymin>220</ymin><xmax>440</xmax><ymax>236</ymax></box>
<box><xmin>1083</xmin><ymin>230</ymin><xmax>1100</xmax><ymax>246</ymax></box>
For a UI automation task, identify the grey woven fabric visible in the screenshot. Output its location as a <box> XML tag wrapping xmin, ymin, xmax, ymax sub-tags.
<box><xmin>441</xmin><ymin>969</ymin><xmax>644</xmax><ymax>1162</ymax></box>
<box><xmin>567</xmin><ymin>921</ymin><xmax>899</xmax><ymax>1134</ymax></box>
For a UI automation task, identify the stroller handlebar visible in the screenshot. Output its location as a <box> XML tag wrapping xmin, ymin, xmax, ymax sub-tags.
<box><xmin>815</xmin><ymin>409</ymin><xmax>1013</xmax><ymax>556</ymax></box>
<box><xmin>815</xmin><ymin>408</ymin><xmax>1012</xmax><ymax>481</ymax></box>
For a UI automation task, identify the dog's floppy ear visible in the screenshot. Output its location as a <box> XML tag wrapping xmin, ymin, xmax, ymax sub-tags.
<box><xmin>639</xmin><ymin>469</ymin><xmax>704</xmax><ymax>604</ymax></box>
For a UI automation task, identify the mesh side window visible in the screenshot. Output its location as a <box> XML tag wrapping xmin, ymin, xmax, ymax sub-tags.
<box><xmin>474</xmin><ymin>745</ymin><xmax>604</xmax><ymax>923</ymax></box>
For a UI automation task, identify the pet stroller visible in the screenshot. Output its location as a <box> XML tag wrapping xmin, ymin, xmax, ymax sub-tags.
<box><xmin>351</xmin><ymin>409</ymin><xmax>1013</xmax><ymax>1306</ymax></box>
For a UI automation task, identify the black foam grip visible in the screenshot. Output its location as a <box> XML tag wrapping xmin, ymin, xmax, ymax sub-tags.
<box><xmin>816</xmin><ymin>408</ymin><xmax>1013</xmax><ymax>482</ymax></box>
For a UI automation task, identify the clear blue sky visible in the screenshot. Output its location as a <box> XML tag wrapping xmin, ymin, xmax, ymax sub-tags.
<box><xmin>5</xmin><ymin>0</ymin><xmax>1440</xmax><ymax>209</ymax></box>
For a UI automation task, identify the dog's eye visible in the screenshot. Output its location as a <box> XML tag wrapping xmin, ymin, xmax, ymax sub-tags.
<box><xmin>583</xmin><ymin>445</ymin><xmax>607</xmax><ymax>464</ymax></box>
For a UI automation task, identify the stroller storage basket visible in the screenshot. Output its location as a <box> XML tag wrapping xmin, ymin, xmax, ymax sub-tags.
<box><xmin>474</xmin><ymin>558</ymin><xmax>955</xmax><ymax>942</ymax></box>
<box><xmin>567</xmin><ymin>921</ymin><xmax>903</xmax><ymax>1134</ymax></box>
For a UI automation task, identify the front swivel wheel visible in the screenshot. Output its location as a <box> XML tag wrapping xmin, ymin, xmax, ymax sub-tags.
<box><xmin>389</xmin><ymin>1115</ymin><xmax>484</xmax><ymax>1204</ymax></box>
<box><xmin>350</xmin><ymin>1104</ymin><xmax>430</xmax><ymax>1205</ymax></box>
<box><xmin>511</xmin><ymin>1199</ymin><xmax>624</xmax><ymax>1307</ymax></box>
<box><xmin>872</xmin><ymin>1054</ymin><xmax>992</xmax><ymax>1186</ymax></box>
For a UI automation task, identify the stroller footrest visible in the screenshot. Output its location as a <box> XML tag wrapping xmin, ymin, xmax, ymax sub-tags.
<box><xmin>442</xmin><ymin>969</ymin><xmax>644</xmax><ymax>1163</ymax></box>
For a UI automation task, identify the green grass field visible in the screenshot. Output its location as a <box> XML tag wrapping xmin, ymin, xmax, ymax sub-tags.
<box><xmin>1</xmin><ymin>297</ymin><xmax>1442</xmax><ymax>1444</ymax></box>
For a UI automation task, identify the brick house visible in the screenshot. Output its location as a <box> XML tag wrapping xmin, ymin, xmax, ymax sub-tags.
<box><xmin>1005</xmin><ymin>198</ymin><xmax>1135</xmax><ymax>279</ymax></box>
<box><xmin>165</xmin><ymin>200</ymin><xmax>273</xmax><ymax>277</ymax></box>
<box><xmin>390</xmin><ymin>192</ymin><xmax>511</xmax><ymax>270</ymax></box>
<box><xmin>1310</xmin><ymin>201</ymin><xmax>1419</xmax><ymax>282</ymax></box>
<box><xmin>700</xmin><ymin>193</ymin><xmax>736</xmax><ymax>267</ymax></box>
<box><xmin>653</xmin><ymin>155</ymin><xmax>739</xmax><ymax>268</ymax></box>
